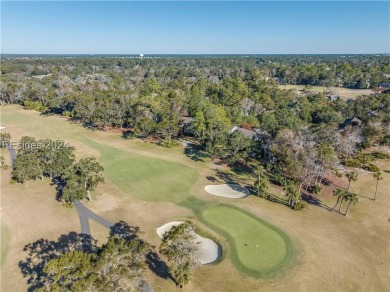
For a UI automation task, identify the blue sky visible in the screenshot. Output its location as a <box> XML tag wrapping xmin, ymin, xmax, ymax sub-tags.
<box><xmin>1</xmin><ymin>1</ymin><xmax>389</xmax><ymax>54</ymax></box>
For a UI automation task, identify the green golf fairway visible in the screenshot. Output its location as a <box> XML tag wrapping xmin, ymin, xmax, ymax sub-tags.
<box><xmin>201</xmin><ymin>205</ymin><xmax>292</xmax><ymax>276</ymax></box>
<box><xmin>81</xmin><ymin>138</ymin><xmax>198</xmax><ymax>203</ymax></box>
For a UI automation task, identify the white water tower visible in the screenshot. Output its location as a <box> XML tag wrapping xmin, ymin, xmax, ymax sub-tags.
<box><xmin>140</xmin><ymin>54</ymin><xmax>144</xmax><ymax>59</ymax></box>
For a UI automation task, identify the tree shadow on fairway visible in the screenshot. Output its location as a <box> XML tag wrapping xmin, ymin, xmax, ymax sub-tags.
<box><xmin>145</xmin><ymin>250</ymin><xmax>175</xmax><ymax>283</ymax></box>
<box><xmin>184</xmin><ymin>143</ymin><xmax>209</xmax><ymax>162</ymax></box>
<box><xmin>19</xmin><ymin>232</ymin><xmax>98</xmax><ymax>292</ymax></box>
<box><xmin>301</xmin><ymin>194</ymin><xmax>332</xmax><ymax>211</ymax></box>
<box><xmin>246</xmin><ymin>185</ymin><xmax>289</xmax><ymax>207</ymax></box>
<box><xmin>110</xmin><ymin>221</ymin><xmax>174</xmax><ymax>284</ymax></box>
<box><xmin>121</xmin><ymin>129</ymin><xmax>134</xmax><ymax>139</ymax></box>
<box><xmin>109</xmin><ymin>220</ymin><xmax>141</xmax><ymax>241</ymax></box>
<box><xmin>266</xmin><ymin>193</ymin><xmax>290</xmax><ymax>206</ymax></box>
<box><xmin>214</xmin><ymin>169</ymin><xmax>250</xmax><ymax>186</ymax></box>
<box><xmin>206</xmin><ymin>175</ymin><xmax>218</xmax><ymax>182</ymax></box>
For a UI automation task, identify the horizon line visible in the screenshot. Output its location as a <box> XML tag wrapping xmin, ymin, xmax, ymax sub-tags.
<box><xmin>2</xmin><ymin>53</ymin><xmax>389</xmax><ymax>56</ymax></box>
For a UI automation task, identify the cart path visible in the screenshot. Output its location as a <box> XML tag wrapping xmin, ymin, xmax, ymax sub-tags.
<box><xmin>6</xmin><ymin>145</ymin><xmax>153</xmax><ymax>292</ymax></box>
<box><xmin>74</xmin><ymin>200</ymin><xmax>114</xmax><ymax>234</ymax></box>
<box><xmin>74</xmin><ymin>201</ymin><xmax>153</xmax><ymax>292</ymax></box>
<box><xmin>6</xmin><ymin>144</ymin><xmax>16</xmax><ymax>168</ymax></box>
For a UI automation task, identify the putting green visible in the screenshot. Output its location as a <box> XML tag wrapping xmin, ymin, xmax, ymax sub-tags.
<box><xmin>81</xmin><ymin>138</ymin><xmax>198</xmax><ymax>203</ymax></box>
<box><xmin>201</xmin><ymin>205</ymin><xmax>292</xmax><ymax>276</ymax></box>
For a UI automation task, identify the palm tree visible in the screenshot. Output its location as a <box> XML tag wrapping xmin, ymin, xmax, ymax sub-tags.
<box><xmin>373</xmin><ymin>172</ymin><xmax>383</xmax><ymax>201</ymax></box>
<box><xmin>285</xmin><ymin>182</ymin><xmax>300</xmax><ymax>208</ymax></box>
<box><xmin>331</xmin><ymin>189</ymin><xmax>347</xmax><ymax>212</ymax></box>
<box><xmin>345</xmin><ymin>192</ymin><xmax>359</xmax><ymax>216</ymax></box>
<box><xmin>254</xmin><ymin>165</ymin><xmax>269</xmax><ymax>198</ymax></box>
<box><xmin>345</xmin><ymin>171</ymin><xmax>358</xmax><ymax>191</ymax></box>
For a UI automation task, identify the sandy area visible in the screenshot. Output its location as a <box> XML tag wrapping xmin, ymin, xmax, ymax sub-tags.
<box><xmin>205</xmin><ymin>184</ymin><xmax>249</xmax><ymax>198</ymax></box>
<box><xmin>157</xmin><ymin>221</ymin><xmax>220</xmax><ymax>265</ymax></box>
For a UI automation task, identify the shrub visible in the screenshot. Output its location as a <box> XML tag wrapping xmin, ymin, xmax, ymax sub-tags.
<box><xmin>360</xmin><ymin>140</ymin><xmax>371</xmax><ymax>149</ymax></box>
<box><xmin>308</xmin><ymin>185</ymin><xmax>322</xmax><ymax>194</ymax></box>
<box><xmin>269</xmin><ymin>172</ymin><xmax>287</xmax><ymax>186</ymax></box>
<box><xmin>362</xmin><ymin>163</ymin><xmax>380</xmax><ymax>172</ymax></box>
<box><xmin>380</xmin><ymin>135</ymin><xmax>390</xmax><ymax>146</ymax></box>
<box><xmin>160</xmin><ymin>138</ymin><xmax>179</xmax><ymax>148</ymax></box>
<box><xmin>293</xmin><ymin>201</ymin><xmax>308</xmax><ymax>211</ymax></box>
<box><xmin>344</xmin><ymin>158</ymin><xmax>360</xmax><ymax>168</ymax></box>
<box><xmin>23</xmin><ymin>100</ymin><xmax>48</xmax><ymax>112</ymax></box>
<box><xmin>371</xmin><ymin>152</ymin><xmax>390</xmax><ymax>160</ymax></box>
<box><xmin>62</xmin><ymin>111</ymin><xmax>71</xmax><ymax>117</ymax></box>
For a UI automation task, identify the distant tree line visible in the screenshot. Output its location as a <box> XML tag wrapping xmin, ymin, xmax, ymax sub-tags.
<box><xmin>1</xmin><ymin>56</ymin><xmax>389</xmax><ymax>213</ymax></box>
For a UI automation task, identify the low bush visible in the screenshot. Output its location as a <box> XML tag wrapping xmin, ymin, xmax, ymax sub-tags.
<box><xmin>362</xmin><ymin>163</ymin><xmax>380</xmax><ymax>172</ymax></box>
<box><xmin>308</xmin><ymin>185</ymin><xmax>322</xmax><ymax>194</ymax></box>
<box><xmin>293</xmin><ymin>201</ymin><xmax>308</xmax><ymax>211</ymax></box>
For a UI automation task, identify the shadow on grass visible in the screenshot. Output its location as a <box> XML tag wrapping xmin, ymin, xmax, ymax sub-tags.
<box><xmin>214</xmin><ymin>169</ymin><xmax>250</xmax><ymax>186</ymax></box>
<box><xmin>110</xmin><ymin>221</ymin><xmax>174</xmax><ymax>283</ymax></box>
<box><xmin>183</xmin><ymin>143</ymin><xmax>209</xmax><ymax>162</ymax></box>
<box><xmin>246</xmin><ymin>185</ymin><xmax>289</xmax><ymax>207</ymax></box>
<box><xmin>121</xmin><ymin>130</ymin><xmax>134</xmax><ymax>139</ymax></box>
<box><xmin>146</xmin><ymin>250</ymin><xmax>175</xmax><ymax>282</ymax></box>
<box><xmin>301</xmin><ymin>194</ymin><xmax>332</xmax><ymax>211</ymax></box>
<box><xmin>19</xmin><ymin>221</ymin><xmax>174</xmax><ymax>291</ymax></box>
<box><xmin>110</xmin><ymin>220</ymin><xmax>140</xmax><ymax>241</ymax></box>
<box><xmin>19</xmin><ymin>232</ymin><xmax>98</xmax><ymax>292</ymax></box>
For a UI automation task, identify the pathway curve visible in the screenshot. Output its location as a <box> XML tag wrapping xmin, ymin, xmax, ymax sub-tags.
<box><xmin>5</xmin><ymin>147</ymin><xmax>152</xmax><ymax>291</ymax></box>
<box><xmin>74</xmin><ymin>201</ymin><xmax>153</xmax><ymax>292</ymax></box>
<box><xmin>73</xmin><ymin>200</ymin><xmax>114</xmax><ymax>235</ymax></box>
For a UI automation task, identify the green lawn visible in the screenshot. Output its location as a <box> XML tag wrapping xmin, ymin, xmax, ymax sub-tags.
<box><xmin>2</xmin><ymin>106</ymin><xmax>294</xmax><ymax>277</ymax></box>
<box><xmin>201</xmin><ymin>205</ymin><xmax>292</xmax><ymax>276</ymax></box>
<box><xmin>1</xmin><ymin>107</ymin><xmax>198</xmax><ymax>203</ymax></box>
<box><xmin>1</xmin><ymin>220</ymin><xmax>10</xmax><ymax>266</ymax></box>
<box><xmin>81</xmin><ymin>138</ymin><xmax>198</xmax><ymax>203</ymax></box>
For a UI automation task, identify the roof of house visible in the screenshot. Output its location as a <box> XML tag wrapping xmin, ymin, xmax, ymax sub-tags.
<box><xmin>340</xmin><ymin>117</ymin><xmax>362</xmax><ymax>129</ymax></box>
<box><xmin>327</xmin><ymin>94</ymin><xmax>339</xmax><ymax>101</ymax></box>
<box><xmin>182</xmin><ymin>116</ymin><xmax>194</xmax><ymax>124</ymax></box>
<box><xmin>230</xmin><ymin>126</ymin><xmax>256</xmax><ymax>138</ymax></box>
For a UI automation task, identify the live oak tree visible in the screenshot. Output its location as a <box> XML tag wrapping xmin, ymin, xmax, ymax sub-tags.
<box><xmin>40</xmin><ymin>236</ymin><xmax>149</xmax><ymax>292</ymax></box>
<box><xmin>159</xmin><ymin>223</ymin><xmax>199</xmax><ymax>288</ymax></box>
<box><xmin>40</xmin><ymin>144</ymin><xmax>76</xmax><ymax>179</ymax></box>
<box><xmin>0</xmin><ymin>132</ymin><xmax>11</xmax><ymax>148</ymax></box>
<box><xmin>60</xmin><ymin>157</ymin><xmax>104</xmax><ymax>203</ymax></box>
<box><xmin>12</xmin><ymin>153</ymin><xmax>42</xmax><ymax>183</ymax></box>
<box><xmin>227</xmin><ymin>131</ymin><xmax>252</xmax><ymax>164</ymax></box>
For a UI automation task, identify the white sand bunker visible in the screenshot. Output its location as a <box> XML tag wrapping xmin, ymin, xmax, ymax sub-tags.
<box><xmin>157</xmin><ymin>221</ymin><xmax>220</xmax><ymax>264</ymax></box>
<box><xmin>205</xmin><ymin>184</ymin><xmax>249</xmax><ymax>198</ymax></box>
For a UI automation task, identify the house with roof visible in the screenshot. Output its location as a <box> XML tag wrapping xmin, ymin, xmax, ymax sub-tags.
<box><xmin>327</xmin><ymin>94</ymin><xmax>339</xmax><ymax>102</ymax></box>
<box><xmin>180</xmin><ymin>116</ymin><xmax>194</xmax><ymax>134</ymax></box>
<box><xmin>229</xmin><ymin>126</ymin><xmax>257</xmax><ymax>139</ymax></box>
<box><xmin>340</xmin><ymin>117</ymin><xmax>362</xmax><ymax>130</ymax></box>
